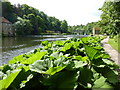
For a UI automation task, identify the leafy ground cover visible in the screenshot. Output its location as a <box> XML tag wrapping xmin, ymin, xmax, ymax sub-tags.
<box><xmin>108</xmin><ymin>34</ymin><xmax>120</xmax><ymax>53</ymax></box>
<box><xmin>0</xmin><ymin>36</ymin><xmax>120</xmax><ymax>90</ymax></box>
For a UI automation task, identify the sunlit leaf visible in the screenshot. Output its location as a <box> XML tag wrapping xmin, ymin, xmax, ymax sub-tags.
<box><xmin>61</xmin><ymin>43</ymin><xmax>73</xmax><ymax>52</ymax></box>
<box><xmin>22</xmin><ymin>51</ymin><xmax>47</xmax><ymax>64</ymax></box>
<box><xmin>0</xmin><ymin>69</ymin><xmax>21</xmax><ymax>90</ymax></box>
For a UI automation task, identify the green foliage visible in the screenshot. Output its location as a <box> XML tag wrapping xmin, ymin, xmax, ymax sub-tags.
<box><xmin>0</xmin><ymin>36</ymin><xmax>119</xmax><ymax>89</ymax></box>
<box><xmin>99</xmin><ymin>1</ymin><xmax>120</xmax><ymax>36</ymax></box>
<box><xmin>0</xmin><ymin>69</ymin><xmax>21</xmax><ymax>89</ymax></box>
<box><xmin>60</xmin><ymin>20</ymin><xmax>68</xmax><ymax>33</ymax></box>
<box><xmin>2</xmin><ymin>1</ymin><xmax>17</xmax><ymax>23</ymax></box>
<box><xmin>9</xmin><ymin>51</ymin><xmax>48</xmax><ymax>64</ymax></box>
<box><xmin>2</xmin><ymin>1</ymin><xmax>69</xmax><ymax>35</ymax></box>
<box><xmin>68</xmin><ymin>22</ymin><xmax>98</xmax><ymax>35</ymax></box>
<box><xmin>15</xmin><ymin>17</ymin><xmax>33</xmax><ymax>35</ymax></box>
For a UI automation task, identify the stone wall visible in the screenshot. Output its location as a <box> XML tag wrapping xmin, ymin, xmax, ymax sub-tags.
<box><xmin>2</xmin><ymin>23</ymin><xmax>15</xmax><ymax>36</ymax></box>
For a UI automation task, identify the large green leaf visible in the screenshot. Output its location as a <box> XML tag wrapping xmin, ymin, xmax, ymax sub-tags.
<box><xmin>66</xmin><ymin>60</ymin><xmax>87</xmax><ymax>71</ymax></box>
<box><xmin>42</xmin><ymin>71</ymin><xmax>79</xmax><ymax>89</ymax></box>
<box><xmin>81</xmin><ymin>37</ymin><xmax>89</xmax><ymax>44</ymax></box>
<box><xmin>73</xmin><ymin>42</ymin><xmax>80</xmax><ymax>49</ymax></box>
<box><xmin>9</xmin><ymin>54</ymin><xmax>25</xmax><ymax>64</ymax></box>
<box><xmin>100</xmin><ymin>82</ymin><xmax>113</xmax><ymax>88</ymax></box>
<box><xmin>61</xmin><ymin>43</ymin><xmax>73</xmax><ymax>52</ymax></box>
<box><xmin>45</xmin><ymin>66</ymin><xmax>66</xmax><ymax>75</ymax></box>
<box><xmin>22</xmin><ymin>51</ymin><xmax>47</xmax><ymax>64</ymax></box>
<box><xmin>73</xmin><ymin>56</ymin><xmax>82</xmax><ymax>61</ymax></box>
<box><xmin>84</xmin><ymin>45</ymin><xmax>98</xmax><ymax>60</ymax></box>
<box><xmin>30</xmin><ymin>59</ymin><xmax>66</xmax><ymax>75</ymax></box>
<box><xmin>30</xmin><ymin>60</ymin><xmax>53</xmax><ymax>74</ymax></box>
<box><xmin>50</xmin><ymin>52</ymin><xmax>60</xmax><ymax>59</ymax></box>
<box><xmin>0</xmin><ymin>69</ymin><xmax>21</xmax><ymax>90</ymax></box>
<box><xmin>94</xmin><ymin>66</ymin><xmax>118</xmax><ymax>84</ymax></box>
<box><xmin>9</xmin><ymin>68</ymin><xmax>32</xmax><ymax>89</ymax></box>
<box><xmin>41</xmin><ymin>41</ymin><xmax>49</xmax><ymax>46</ymax></box>
<box><xmin>92</xmin><ymin>76</ymin><xmax>107</xmax><ymax>88</ymax></box>
<box><xmin>54</xmin><ymin>57</ymin><xmax>68</xmax><ymax>67</ymax></box>
<box><xmin>78</xmin><ymin>68</ymin><xmax>93</xmax><ymax>87</ymax></box>
<box><xmin>55</xmin><ymin>40</ymin><xmax>66</xmax><ymax>46</ymax></box>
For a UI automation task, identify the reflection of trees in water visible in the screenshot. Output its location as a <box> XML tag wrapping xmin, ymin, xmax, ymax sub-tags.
<box><xmin>2</xmin><ymin>37</ymin><xmax>42</xmax><ymax>52</ymax></box>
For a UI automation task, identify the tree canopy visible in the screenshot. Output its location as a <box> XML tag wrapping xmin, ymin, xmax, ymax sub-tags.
<box><xmin>98</xmin><ymin>1</ymin><xmax>120</xmax><ymax>36</ymax></box>
<box><xmin>2</xmin><ymin>2</ymin><xmax>69</xmax><ymax>35</ymax></box>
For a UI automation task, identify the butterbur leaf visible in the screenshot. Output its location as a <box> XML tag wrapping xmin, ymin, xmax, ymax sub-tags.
<box><xmin>79</xmin><ymin>68</ymin><xmax>93</xmax><ymax>87</ymax></box>
<box><xmin>84</xmin><ymin>45</ymin><xmax>98</xmax><ymax>60</ymax></box>
<box><xmin>66</xmin><ymin>61</ymin><xmax>87</xmax><ymax>71</ymax></box>
<box><xmin>22</xmin><ymin>51</ymin><xmax>47</xmax><ymax>64</ymax></box>
<box><xmin>81</xmin><ymin>37</ymin><xmax>88</xmax><ymax>44</ymax></box>
<box><xmin>103</xmin><ymin>59</ymin><xmax>117</xmax><ymax>66</ymax></box>
<box><xmin>17</xmin><ymin>66</ymin><xmax>30</xmax><ymax>72</ymax></box>
<box><xmin>54</xmin><ymin>57</ymin><xmax>67</xmax><ymax>67</ymax></box>
<box><xmin>73</xmin><ymin>56</ymin><xmax>82</xmax><ymax>61</ymax></box>
<box><xmin>61</xmin><ymin>43</ymin><xmax>73</xmax><ymax>52</ymax></box>
<box><xmin>0</xmin><ymin>69</ymin><xmax>21</xmax><ymax>90</ymax></box>
<box><xmin>55</xmin><ymin>41</ymin><xmax>65</xmax><ymax>46</ymax></box>
<box><xmin>42</xmin><ymin>71</ymin><xmax>79</xmax><ymax>89</ymax></box>
<box><xmin>82</xmin><ymin>56</ymin><xmax>89</xmax><ymax>62</ymax></box>
<box><xmin>100</xmin><ymin>82</ymin><xmax>113</xmax><ymax>88</ymax></box>
<box><xmin>104</xmin><ymin>69</ymin><xmax>118</xmax><ymax>84</ymax></box>
<box><xmin>73</xmin><ymin>42</ymin><xmax>80</xmax><ymax>49</ymax></box>
<box><xmin>44</xmin><ymin>66</ymin><xmax>66</xmax><ymax>75</ymax></box>
<box><xmin>30</xmin><ymin>60</ymin><xmax>53</xmax><ymax>74</ymax></box>
<box><xmin>30</xmin><ymin>59</ymin><xmax>66</xmax><ymax>75</ymax></box>
<box><xmin>102</xmin><ymin>54</ymin><xmax>110</xmax><ymax>59</ymax></box>
<box><xmin>92</xmin><ymin>76</ymin><xmax>107</xmax><ymax>88</ymax></box>
<box><xmin>74</xmin><ymin>61</ymin><xmax>87</xmax><ymax>68</ymax></box>
<box><xmin>9</xmin><ymin>54</ymin><xmax>25</xmax><ymax>64</ymax></box>
<box><xmin>50</xmin><ymin>52</ymin><xmax>59</xmax><ymax>59</ymax></box>
<box><xmin>42</xmin><ymin>41</ymin><xmax>49</xmax><ymax>46</ymax></box>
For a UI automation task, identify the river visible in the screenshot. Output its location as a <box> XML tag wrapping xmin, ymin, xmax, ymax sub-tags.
<box><xmin>1</xmin><ymin>35</ymin><xmax>88</xmax><ymax>64</ymax></box>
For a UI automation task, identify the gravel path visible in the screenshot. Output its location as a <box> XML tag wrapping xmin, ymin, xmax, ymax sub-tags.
<box><xmin>101</xmin><ymin>36</ymin><xmax>120</xmax><ymax>67</ymax></box>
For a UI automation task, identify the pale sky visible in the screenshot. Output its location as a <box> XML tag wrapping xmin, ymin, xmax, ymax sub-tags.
<box><xmin>9</xmin><ymin>0</ymin><xmax>105</xmax><ymax>26</ymax></box>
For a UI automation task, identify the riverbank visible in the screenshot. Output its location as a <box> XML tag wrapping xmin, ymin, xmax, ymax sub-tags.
<box><xmin>101</xmin><ymin>36</ymin><xmax>120</xmax><ymax>66</ymax></box>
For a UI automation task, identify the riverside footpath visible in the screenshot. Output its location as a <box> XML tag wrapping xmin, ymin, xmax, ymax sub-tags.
<box><xmin>101</xmin><ymin>36</ymin><xmax>120</xmax><ymax>67</ymax></box>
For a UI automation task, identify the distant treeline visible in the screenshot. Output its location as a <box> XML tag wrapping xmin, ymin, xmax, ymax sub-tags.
<box><xmin>2</xmin><ymin>1</ymin><xmax>97</xmax><ymax>35</ymax></box>
<box><xmin>2</xmin><ymin>2</ymin><xmax>68</xmax><ymax>35</ymax></box>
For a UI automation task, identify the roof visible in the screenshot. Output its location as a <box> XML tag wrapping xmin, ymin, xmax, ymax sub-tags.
<box><xmin>0</xmin><ymin>17</ymin><xmax>12</xmax><ymax>24</ymax></box>
<box><xmin>93</xmin><ymin>27</ymin><xmax>101</xmax><ymax>30</ymax></box>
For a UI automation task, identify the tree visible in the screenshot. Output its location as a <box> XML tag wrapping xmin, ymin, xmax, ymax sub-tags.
<box><xmin>99</xmin><ymin>1</ymin><xmax>120</xmax><ymax>36</ymax></box>
<box><xmin>2</xmin><ymin>1</ymin><xmax>17</xmax><ymax>23</ymax></box>
<box><xmin>15</xmin><ymin>17</ymin><xmax>33</xmax><ymax>35</ymax></box>
<box><xmin>60</xmin><ymin>20</ymin><xmax>68</xmax><ymax>33</ymax></box>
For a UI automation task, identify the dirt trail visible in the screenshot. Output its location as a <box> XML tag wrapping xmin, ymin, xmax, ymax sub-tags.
<box><xmin>101</xmin><ymin>36</ymin><xmax>120</xmax><ymax>67</ymax></box>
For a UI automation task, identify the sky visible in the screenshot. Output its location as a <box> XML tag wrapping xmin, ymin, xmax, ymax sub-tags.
<box><xmin>9</xmin><ymin>0</ymin><xmax>105</xmax><ymax>26</ymax></box>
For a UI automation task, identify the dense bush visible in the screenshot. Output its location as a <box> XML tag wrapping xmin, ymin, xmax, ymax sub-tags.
<box><xmin>0</xmin><ymin>36</ymin><xmax>119</xmax><ymax>90</ymax></box>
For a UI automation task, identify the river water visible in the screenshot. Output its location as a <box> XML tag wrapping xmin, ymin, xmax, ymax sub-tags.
<box><xmin>1</xmin><ymin>35</ymin><xmax>87</xmax><ymax>64</ymax></box>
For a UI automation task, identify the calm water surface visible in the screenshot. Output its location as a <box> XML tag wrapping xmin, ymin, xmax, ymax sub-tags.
<box><xmin>1</xmin><ymin>35</ymin><xmax>87</xmax><ymax>64</ymax></box>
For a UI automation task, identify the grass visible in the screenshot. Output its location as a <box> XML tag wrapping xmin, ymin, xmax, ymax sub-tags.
<box><xmin>108</xmin><ymin>36</ymin><xmax>120</xmax><ymax>53</ymax></box>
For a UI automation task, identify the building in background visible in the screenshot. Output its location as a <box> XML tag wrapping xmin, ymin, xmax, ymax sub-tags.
<box><xmin>93</xmin><ymin>27</ymin><xmax>101</xmax><ymax>35</ymax></box>
<box><xmin>0</xmin><ymin>17</ymin><xmax>15</xmax><ymax>36</ymax></box>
